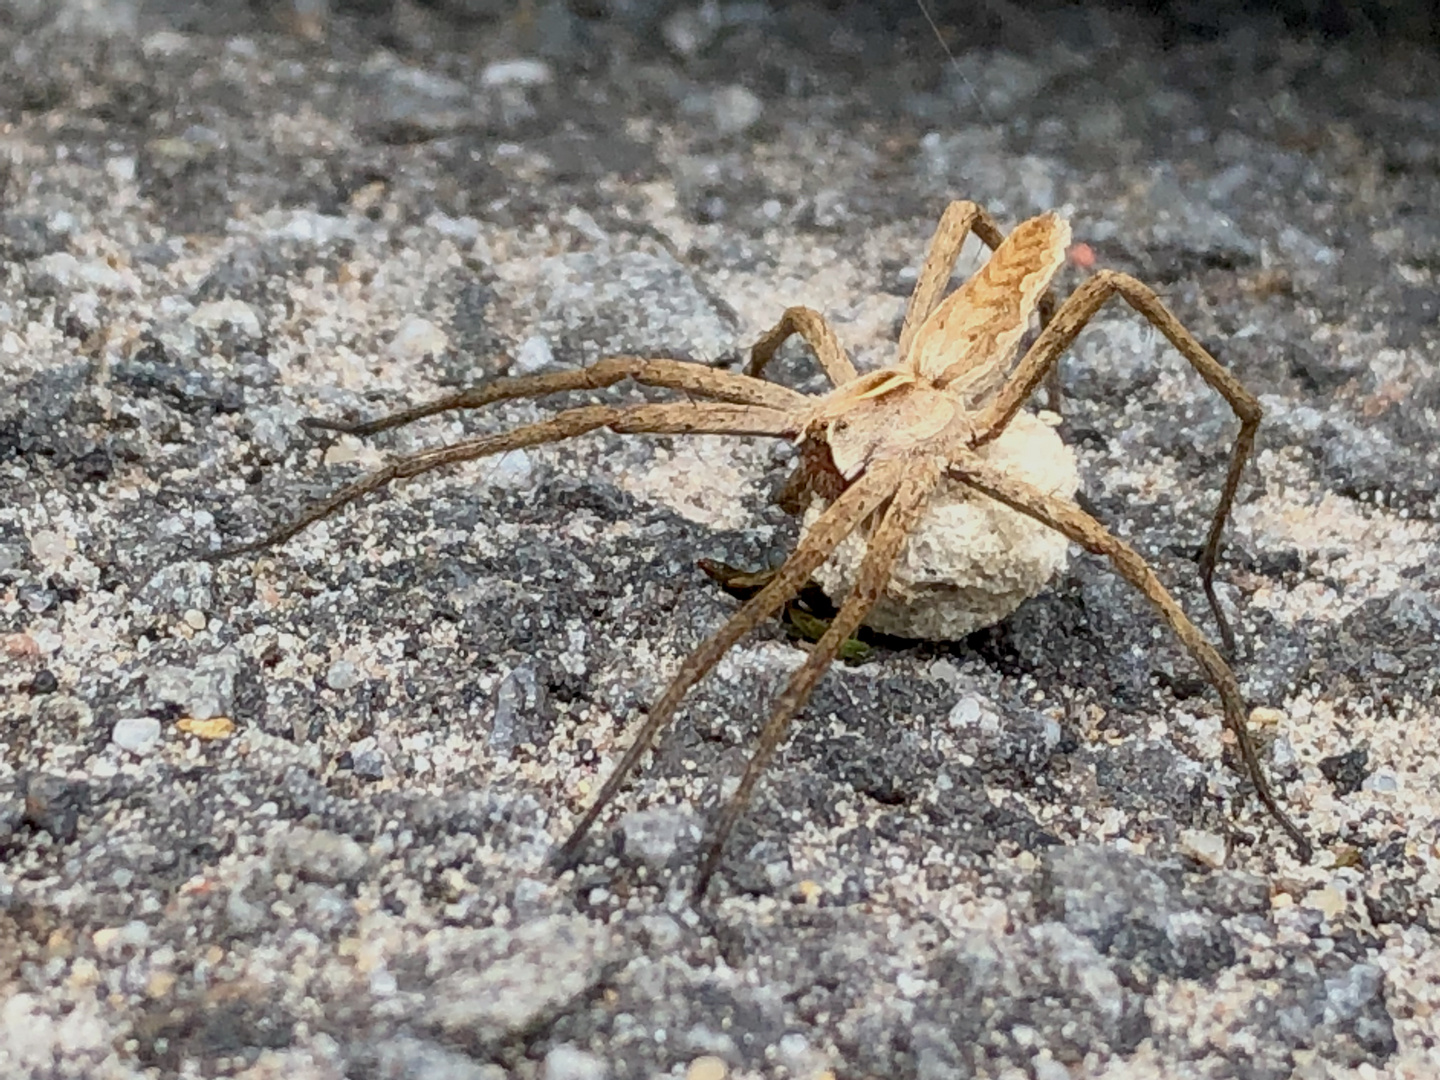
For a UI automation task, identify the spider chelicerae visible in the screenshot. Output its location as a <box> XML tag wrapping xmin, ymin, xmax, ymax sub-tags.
<box><xmin>211</xmin><ymin>200</ymin><xmax>1312</xmax><ymax>898</ymax></box>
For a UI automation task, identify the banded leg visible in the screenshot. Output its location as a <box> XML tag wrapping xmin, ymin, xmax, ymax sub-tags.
<box><xmin>946</xmin><ymin>448</ymin><xmax>1311</xmax><ymax>862</ymax></box>
<box><xmin>973</xmin><ymin>268</ymin><xmax>1261</xmax><ymax>655</ymax></box>
<box><xmin>209</xmin><ymin>402</ymin><xmax>798</xmax><ymax>558</ymax></box>
<box><xmin>303</xmin><ymin>355</ymin><xmax>808</xmax><ymax>438</ymax></box>
<box><xmin>552</xmin><ymin>459</ymin><xmax>908</xmax><ymax>874</ymax></box>
<box><xmin>691</xmin><ymin>458</ymin><xmax>941</xmax><ymax>899</ymax></box>
<box><xmin>745</xmin><ymin>306</ymin><xmax>859</xmax><ymax>387</ymax></box>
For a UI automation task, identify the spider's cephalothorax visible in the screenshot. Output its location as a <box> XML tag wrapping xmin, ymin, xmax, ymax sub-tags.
<box><xmin>211</xmin><ymin>201</ymin><xmax>1311</xmax><ymax>899</ymax></box>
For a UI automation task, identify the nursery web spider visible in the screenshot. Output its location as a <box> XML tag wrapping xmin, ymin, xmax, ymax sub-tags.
<box><xmin>212</xmin><ymin>200</ymin><xmax>1312</xmax><ymax>898</ymax></box>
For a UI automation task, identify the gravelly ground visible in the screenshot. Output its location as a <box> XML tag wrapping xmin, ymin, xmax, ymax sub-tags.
<box><xmin>2</xmin><ymin>2</ymin><xmax>1439</xmax><ymax>1078</ymax></box>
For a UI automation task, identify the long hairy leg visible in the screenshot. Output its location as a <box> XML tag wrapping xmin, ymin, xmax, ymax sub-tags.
<box><xmin>744</xmin><ymin>307</ymin><xmax>859</xmax><ymax>387</ymax></box>
<box><xmin>303</xmin><ymin>355</ymin><xmax>808</xmax><ymax>438</ymax></box>
<box><xmin>946</xmin><ymin>448</ymin><xmax>1312</xmax><ymax>862</ymax></box>
<box><xmin>973</xmin><ymin>269</ymin><xmax>1261</xmax><ymax>655</ymax></box>
<box><xmin>691</xmin><ymin>458</ymin><xmax>941</xmax><ymax>899</ymax></box>
<box><xmin>209</xmin><ymin>402</ymin><xmax>798</xmax><ymax>558</ymax></box>
<box><xmin>551</xmin><ymin>459</ymin><xmax>909</xmax><ymax>873</ymax></box>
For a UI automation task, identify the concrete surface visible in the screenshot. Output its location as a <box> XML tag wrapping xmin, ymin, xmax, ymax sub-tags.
<box><xmin>1</xmin><ymin>2</ymin><xmax>1438</xmax><ymax>1077</ymax></box>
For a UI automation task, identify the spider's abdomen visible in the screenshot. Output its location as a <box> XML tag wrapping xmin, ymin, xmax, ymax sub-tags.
<box><xmin>804</xmin><ymin>411</ymin><xmax>1080</xmax><ymax>640</ymax></box>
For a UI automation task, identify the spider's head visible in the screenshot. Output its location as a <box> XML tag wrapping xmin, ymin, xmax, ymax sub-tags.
<box><xmin>808</xmin><ymin>375</ymin><xmax>971</xmax><ymax>480</ymax></box>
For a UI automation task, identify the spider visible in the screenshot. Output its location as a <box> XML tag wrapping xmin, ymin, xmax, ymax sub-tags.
<box><xmin>211</xmin><ymin>200</ymin><xmax>1312</xmax><ymax>898</ymax></box>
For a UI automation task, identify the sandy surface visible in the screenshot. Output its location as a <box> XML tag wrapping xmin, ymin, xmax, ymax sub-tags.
<box><xmin>1</xmin><ymin>2</ymin><xmax>1438</xmax><ymax>1077</ymax></box>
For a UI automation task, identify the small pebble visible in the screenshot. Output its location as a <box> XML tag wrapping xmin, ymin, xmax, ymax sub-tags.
<box><xmin>28</xmin><ymin>529</ymin><xmax>68</xmax><ymax>568</ymax></box>
<box><xmin>388</xmin><ymin>316</ymin><xmax>449</xmax><ymax>361</ymax></box>
<box><xmin>190</xmin><ymin>298</ymin><xmax>262</xmax><ymax>337</ymax></box>
<box><xmin>512</xmin><ymin>334</ymin><xmax>555</xmax><ymax>374</ymax></box>
<box><xmin>481</xmin><ymin>58</ymin><xmax>552</xmax><ymax>88</ymax></box>
<box><xmin>948</xmin><ymin>695</ymin><xmax>984</xmax><ymax>727</ymax></box>
<box><xmin>710</xmin><ymin>84</ymin><xmax>763</xmax><ymax>136</ymax></box>
<box><xmin>1033</xmin><ymin>1054</ymin><xmax>1072</xmax><ymax>1080</ymax></box>
<box><xmin>618</xmin><ymin>806</ymin><xmax>693</xmax><ymax>869</ymax></box>
<box><xmin>1363</xmin><ymin>770</ymin><xmax>1398</xmax><ymax>793</ymax></box>
<box><xmin>1302</xmin><ymin>885</ymin><xmax>1348</xmax><ymax>919</ymax></box>
<box><xmin>146</xmin><ymin>970</ymin><xmax>176</xmax><ymax>999</ymax></box>
<box><xmin>353</xmin><ymin>750</ymin><xmax>388</xmax><ymax>781</ymax></box>
<box><xmin>177</xmin><ymin>716</ymin><xmax>235</xmax><ymax>740</ymax></box>
<box><xmin>425</xmin><ymin>211</ymin><xmax>481</xmax><ymax>245</ymax></box>
<box><xmin>326</xmin><ymin>659</ymin><xmax>361</xmax><ymax>691</ymax></box>
<box><xmin>686</xmin><ymin>1056</ymin><xmax>727</xmax><ymax>1080</ymax></box>
<box><xmin>272</xmin><ymin>826</ymin><xmax>369</xmax><ymax>884</ymax></box>
<box><xmin>663</xmin><ymin>6</ymin><xmax>718</xmax><ymax>57</ymax></box>
<box><xmin>35</xmin><ymin>252</ymin><xmax>127</xmax><ymax>292</ymax></box>
<box><xmin>112</xmin><ymin>717</ymin><xmax>162</xmax><ymax>756</ymax></box>
<box><xmin>484</xmin><ymin>449</ymin><xmax>534</xmax><ymax>490</ymax></box>
<box><xmin>1178</xmin><ymin>828</ymin><xmax>1227</xmax><ymax>869</ymax></box>
<box><xmin>542</xmin><ymin>1043</ymin><xmax>607</xmax><ymax>1080</ymax></box>
<box><xmin>281</xmin><ymin>0</ymin><xmax>328</xmax><ymax>41</ymax></box>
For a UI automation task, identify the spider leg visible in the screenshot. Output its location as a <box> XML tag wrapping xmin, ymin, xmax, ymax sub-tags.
<box><xmin>551</xmin><ymin>458</ymin><xmax>908</xmax><ymax>875</ymax></box>
<box><xmin>973</xmin><ymin>269</ymin><xmax>1261</xmax><ymax>655</ymax></box>
<box><xmin>302</xmin><ymin>355</ymin><xmax>808</xmax><ymax>438</ymax></box>
<box><xmin>945</xmin><ymin>448</ymin><xmax>1312</xmax><ymax>863</ymax></box>
<box><xmin>744</xmin><ymin>307</ymin><xmax>859</xmax><ymax>387</ymax></box>
<box><xmin>208</xmin><ymin>402</ymin><xmax>798</xmax><ymax>559</ymax></box>
<box><xmin>1038</xmin><ymin>292</ymin><xmax>1063</xmax><ymax>414</ymax></box>
<box><xmin>691</xmin><ymin>457</ymin><xmax>941</xmax><ymax>900</ymax></box>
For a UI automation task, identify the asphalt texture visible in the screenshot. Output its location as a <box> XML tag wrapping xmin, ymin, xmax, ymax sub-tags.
<box><xmin>1</xmin><ymin>2</ymin><xmax>1438</xmax><ymax>1078</ymax></box>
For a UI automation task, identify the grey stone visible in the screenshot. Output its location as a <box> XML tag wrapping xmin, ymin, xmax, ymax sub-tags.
<box><xmin>325</xmin><ymin>659</ymin><xmax>362</xmax><ymax>691</ymax></box>
<box><xmin>270</xmin><ymin>826</ymin><xmax>370</xmax><ymax>885</ymax></box>
<box><xmin>146</xmin><ymin>651</ymin><xmax>239</xmax><ymax>720</ymax></box>
<box><xmin>709</xmin><ymin>85</ymin><xmax>763</xmax><ymax>136</ymax></box>
<box><xmin>111</xmin><ymin>716</ymin><xmax>162</xmax><ymax>755</ymax></box>
<box><xmin>618</xmin><ymin>806</ymin><xmax>698</xmax><ymax>869</ymax></box>
<box><xmin>542</xmin><ymin>1044</ymin><xmax>608</xmax><ymax>1080</ymax></box>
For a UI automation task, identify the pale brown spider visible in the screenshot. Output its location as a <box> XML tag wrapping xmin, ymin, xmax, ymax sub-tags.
<box><xmin>212</xmin><ymin>200</ymin><xmax>1312</xmax><ymax>898</ymax></box>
